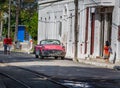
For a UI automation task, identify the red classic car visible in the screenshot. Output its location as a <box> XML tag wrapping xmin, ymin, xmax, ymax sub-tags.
<box><xmin>34</xmin><ymin>39</ymin><xmax>66</xmax><ymax>59</ymax></box>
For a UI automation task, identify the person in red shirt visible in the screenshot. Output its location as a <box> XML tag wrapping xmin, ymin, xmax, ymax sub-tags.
<box><xmin>3</xmin><ymin>35</ymin><xmax>8</xmax><ymax>54</ymax></box>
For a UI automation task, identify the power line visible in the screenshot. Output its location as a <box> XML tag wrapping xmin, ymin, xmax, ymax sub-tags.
<box><xmin>91</xmin><ymin>0</ymin><xmax>99</xmax><ymax>5</ymax></box>
<box><xmin>38</xmin><ymin>0</ymin><xmax>65</xmax><ymax>5</ymax></box>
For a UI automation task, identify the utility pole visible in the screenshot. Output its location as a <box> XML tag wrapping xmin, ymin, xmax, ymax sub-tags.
<box><xmin>8</xmin><ymin>0</ymin><xmax>11</xmax><ymax>37</ymax></box>
<box><xmin>73</xmin><ymin>0</ymin><xmax>78</xmax><ymax>62</ymax></box>
<box><xmin>14</xmin><ymin>0</ymin><xmax>20</xmax><ymax>41</ymax></box>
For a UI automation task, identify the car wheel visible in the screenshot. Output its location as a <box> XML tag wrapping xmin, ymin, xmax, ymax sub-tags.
<box><xmin>35</xmin><ymin>50</ymin><xmax>40</xmax><ymax>58</ymax></box>
<box><xmin>61</xmin><ymin>57</ymin><xmax>64</xmax><ymax>60</ymax></box>
<box><xmin>38</xmin><ymin>51</ymin><xmax>41</xmax><ymax>58</ymax></box>
<box><xmin>55</xmin><ymin>56</ymin><xmax>58</xmax><ymax>59</ymax></box>
<box><xmin>39</xmin><ymin>55</ymin><xmax>44</xmax><ymax>59</ymax></box>
<box><xmin>39</xmin><ymin>52</ymin><xmax>44</xmax><ymax>59</ymax></box>
<box><xmin>35</xmin><ymin>55</ymin><xmax>39</xmax><ymax>58</ymax></box>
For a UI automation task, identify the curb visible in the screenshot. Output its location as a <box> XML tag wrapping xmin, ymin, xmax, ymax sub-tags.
<box><xmin>78</xmin><ymin>59</ymin><xmax>115</xmax><ymax>69</ymax></box>
<box><xmin>65</xmin><ymin>57</ymin><xmax>115</xmax><ymax>69</ymax></box>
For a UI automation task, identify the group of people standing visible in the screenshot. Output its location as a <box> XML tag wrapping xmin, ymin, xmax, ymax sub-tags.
<box><xmin>3</xmin><ymin>35</ymin><xmax>33</xmax><ymax>55</ymax></box>
<box><xmin>3</xmin><ymin>35</ymin><xmax>12</xmax><ymax>54</ymax></box>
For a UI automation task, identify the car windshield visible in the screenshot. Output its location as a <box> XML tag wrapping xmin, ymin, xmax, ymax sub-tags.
<box><xmin>40</xmin><ymin>40</ymin><xmax>60</xmax><ymax>45</ymax></box>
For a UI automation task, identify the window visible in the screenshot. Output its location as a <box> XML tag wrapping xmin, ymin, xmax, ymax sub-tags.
<box><xmin>40</xmin><ymin>40</ymin><xmax>60</xmax><ymax>45</ymax></box>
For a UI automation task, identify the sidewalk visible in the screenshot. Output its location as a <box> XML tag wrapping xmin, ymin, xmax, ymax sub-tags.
<box><xmin>66</xmin><ymin>56</ymin><xmax>119</xmax><ymax>69</ymax></box>
<box><xmin>77</xmin><ymin>58</ymin><xmax>115</xmax><ymax>69</ymax></box>
<box><xmin>0</xmin><ymin>44</ymin><xmax>119</xmax><ymax>69</ymax></box>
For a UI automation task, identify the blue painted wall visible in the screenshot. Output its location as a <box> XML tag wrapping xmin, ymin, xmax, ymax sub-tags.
<box><xmin>17</xmin><ymin>26</ymin><xmax>25</xmax><ymax>42</ymax></box>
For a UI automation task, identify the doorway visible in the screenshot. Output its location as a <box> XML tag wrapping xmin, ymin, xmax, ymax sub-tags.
<box><xmin>100</xmin><ymin>13</ymin><xmax>112</xmax><ymax>56</ymax></box>
<box><xmin>90</xmin><ymin>13</ymin><xmax>95</xmax><ymax>55</ymax></box>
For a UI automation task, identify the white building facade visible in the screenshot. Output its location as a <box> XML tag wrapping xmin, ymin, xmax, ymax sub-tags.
<box><xmin>38</xmin><ymin>0</ymin><xmax>120</xmax><ymax>63</ymax></box>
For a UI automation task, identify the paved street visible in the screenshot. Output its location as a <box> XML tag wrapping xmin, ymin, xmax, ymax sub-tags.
<box><xmin>1</xmin><ymin>0</ymin><xmax>120</xmax><ymax>88</ymax></box>
<box><xmin>0</xmin><ymin>66</ymin><xmax>67</xmax><ymax>88</ymax></box>
<box><xmin>0</xmin><ymin>50</ymin><xmax>120</xmax><ymax>88</ymax></box>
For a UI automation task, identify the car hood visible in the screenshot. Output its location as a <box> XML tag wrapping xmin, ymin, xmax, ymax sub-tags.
<box><xmin>43</xmin><ymin>45</ymin><xmax>64</xmax><ymax>50</ymax></box>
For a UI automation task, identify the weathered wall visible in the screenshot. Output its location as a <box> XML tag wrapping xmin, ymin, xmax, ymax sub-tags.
<box><xmin>111</xmin><ymin>0</ymin><xmax>120</xmax><ymax>62</ymax></box>
<box><xmin>38</xmin><ymin>0</ymin><xmax>120</xmax><ymax>63</ymax></box>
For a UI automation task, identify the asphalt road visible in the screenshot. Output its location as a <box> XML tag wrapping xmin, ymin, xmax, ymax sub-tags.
<box><xmin>0</xmin><ymin>51</ymin><xmax>120</xmax><ymax>88</ymax></box>
<box><xmin>0</xmin><ymin>66</ymin><xmax>67</xmax><ymax>88</ymax></box>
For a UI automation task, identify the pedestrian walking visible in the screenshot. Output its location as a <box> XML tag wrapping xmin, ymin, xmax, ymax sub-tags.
<box><xmin>3</xmin><ymin>35</ymin><xmax>8</xmax><ymax>54</ymax></box>
<box><xmin>7</xmin><ymin>36</ymin><xmax>12</xmax><ymax>54</ymax></box>
<box><xmin>103</xmin><ymin>41</ymin><xmax>112</xmax><ymax>62</ymax></box>
<box><xmin>28</xmin><ymin>39</ymin><xmax>33</xmax><ymax>54</ymax></box>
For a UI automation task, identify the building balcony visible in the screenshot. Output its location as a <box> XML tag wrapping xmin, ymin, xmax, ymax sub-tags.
<box><xmin>85</xmin><ymin>0</ymin><xmax>115</xmax><ymax>7</ymax></box>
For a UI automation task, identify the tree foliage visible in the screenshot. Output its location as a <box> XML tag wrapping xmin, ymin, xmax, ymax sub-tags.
<box><xmin>20</xmin><ymin>9</ymin><xmax>38</xmax><ymax>40</ymax></box>
<box><xmin>0</xmin><ymin>0</ymin><xmax>38</xmax><ymax>41</ymax></box>
<box><xmin>17</xmin><ymin>0</ymin><xmax>38</xmax><ymax>41</ymax></box>
<box><xmin>0</xmin><ymin>0</ymin><xmax>8</xmax><ymax>37</ymax></box>
<box><xmin>26</xmin><ymin>12</ymin><xmax>38</xmax><ymax>40</ymax></box>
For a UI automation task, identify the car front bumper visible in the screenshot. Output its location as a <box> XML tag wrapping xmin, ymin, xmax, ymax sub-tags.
<box><xmin>41</xmin><ymin>50</ymin><xmax>66</xmax><ymax>57</ymax></box>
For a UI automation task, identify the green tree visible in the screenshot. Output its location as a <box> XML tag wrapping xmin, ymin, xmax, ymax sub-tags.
<box><xmin>20</xmin><ymin>10</ymin><xmax>38</xmax><ymax>41</ymax></box>
<box><xmin>0</xmin><ymin>0</ymin><xmax>8</xmax><ymax>38</ymax></box>
<box><xmin>0</xmin><ymin>0</ymin><xmax>38</xmax><ymax>41</ymax></box>
<box><xmin>27</xmin><ymin>12</ymin><xmax>38</xmax><ymax>40</ymax></box>
<box><xmin>19</xmin><ymin>0</ymin><xmax>38</xmax><ymax>41</ymax></box>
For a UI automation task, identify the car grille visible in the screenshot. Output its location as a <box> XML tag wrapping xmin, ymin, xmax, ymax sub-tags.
<box><xmin>42</xmin><ymin>50</ymin><xmax>64</xmax><ymax>56</ymax></box>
